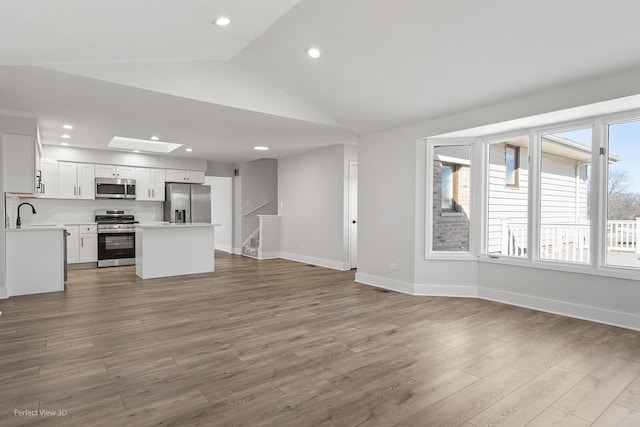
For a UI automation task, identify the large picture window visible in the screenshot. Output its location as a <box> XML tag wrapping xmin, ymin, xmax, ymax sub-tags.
<box><xmin>430</xmin><ymin>109</ymin><xmax>640</xmax><ymax>277</ymax></box>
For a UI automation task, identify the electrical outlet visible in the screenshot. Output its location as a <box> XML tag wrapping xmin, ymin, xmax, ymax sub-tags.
<box><xmin>388</xmin><ymin>262</ymin><xmax>398</xmax><ymax>270</ymax></box>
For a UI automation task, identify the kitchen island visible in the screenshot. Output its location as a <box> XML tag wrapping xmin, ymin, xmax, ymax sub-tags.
<box><xmin>134</xmin><ymin>223</ymin><xmax>216</xmax><ymax>279</ymax></box>
<box><xmin>5</xmin><ymin>227</ymin><xmax>66</xmax><ymax>296</ymax></box>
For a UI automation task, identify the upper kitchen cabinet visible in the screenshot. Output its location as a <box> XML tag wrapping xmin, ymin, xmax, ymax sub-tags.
<box><xmin>136</xmin><ymin>168</ymin><xmax>165</xmax><ymax>201</ymax></box>
<box><xmin>95</xmin><ymin>164</ymin><xmax>136</xmax><ymax>179</ymax></box>
<box><xmin>58</xmin><ymin>162</ymin><xmax>95</xmax><ymax>199</ymax></box>
<box><xmin>39</xmin><ymin>158</ymin><xmax>59</xmax><ymax>198</ymax></box>
<box><xmin>2</xmin><ymin>133</ymin><xmax>41</xmax><ymax>196</ymax></box>
<box><xmin>165</xmin><ymin>169</ymin><xmax>205</xmax><ymax>184</ymax></box>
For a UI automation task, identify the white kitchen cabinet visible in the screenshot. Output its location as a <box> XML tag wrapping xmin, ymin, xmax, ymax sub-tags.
<box><xmin>95</xmin><ymin>164</ymin><xmax>136</xmax><ymax>179</ymax></box>
<box><xmin>2</xmin><ymin>133</ymin><xmax>41</xmax><ymax>196</ymax></box>
<box><xmin>136</xmin><ymin>168</ymin><xmax>165</xmax><ymax>201</ymax></box>
<box><xmin>66</xmin><ymin>224</ymin><xmax>97</xmax><ymax>264</ymax></box>
<box><xmin>66</xmin><ymin>226</ymin><xmax>80</xmax><ymax>264</ymax></box>
<box><xmin>39</xmin><ymin>158</ymin><xmax>59</xmax><ymax>198</ymax></box>
<box><xmin>165</xmin><ymin>169</ymin><xmax>205</xmax><ymax>184</ymax></box>
<box><xmin>79</xmin><ymin>225</ymin><xmax>98</xmax><ymax>262</ymax></box>
<box><xmin>77</xmin><ymin>163</ymin><xmax>96</xmax><ymax>199</ymax></box>
<box><xmin>58</xmin><ymin>162</ymin><xmax>95</xmax><ymax>199</ymax></box>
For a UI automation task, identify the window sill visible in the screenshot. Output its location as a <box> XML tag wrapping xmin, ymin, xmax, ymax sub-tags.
<box><xmin>478</xmin><ymin>254</ymin><xmax>640</xmax><ymax>281</ymax></box>
<box><xmin>440</xmin><ymin>212</ymin><xmax>464</xmax><ymax>217</ymax></box>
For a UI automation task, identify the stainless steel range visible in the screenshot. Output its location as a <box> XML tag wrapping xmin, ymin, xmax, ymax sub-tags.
<box><xmin>95</xmin><ymin>210</ymin><xmax>138</xmax><ymax>267</ymax></box>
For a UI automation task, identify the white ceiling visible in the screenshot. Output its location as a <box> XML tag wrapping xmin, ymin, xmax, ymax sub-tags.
<box><xmin>2</xmin><ymin>0</ymin><xmax>640</xmax><ymax>162</ymax></box>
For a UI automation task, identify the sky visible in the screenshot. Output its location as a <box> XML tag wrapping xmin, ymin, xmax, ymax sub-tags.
<box><xmin>555</xmin><ymin>121</ymin><xmax>640</xmax><ymax>193</ymax></box>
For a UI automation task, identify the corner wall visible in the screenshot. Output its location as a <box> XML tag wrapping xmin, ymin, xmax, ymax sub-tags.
<box><xmin>278</xmin><ymin>144</ymin><xmax>356</xmax><ymax>270</ymax></box>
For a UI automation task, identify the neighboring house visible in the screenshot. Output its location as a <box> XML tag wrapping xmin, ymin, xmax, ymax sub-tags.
<box><xmin>433</xmin><ymin>136</ymin><xmax>614</xmax><ymax>258</ymax></box>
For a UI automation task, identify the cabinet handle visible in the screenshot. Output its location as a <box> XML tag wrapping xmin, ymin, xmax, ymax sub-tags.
<box><xmin>81</xmin><ymin>237</ymin><xmax>84</xmax><ymax>247</ymax></box>
<box><xmin>78</xmin><ymin>186</ymin><xmax>81</xmax><ymax>197</ymax></box>
<box><xmin>152</xmin><ymin>189</ymin><xmax>154</xmax><ymax>198</ymax></box>
<box><xmin>42</xmin><ymin>183</ymin><xmax>45</xmax><ymax>194</ymax></box>
<box><xmin>148</xmin><ymin>189</ymin><xmax>151</xmax><ymax>198</ymax></box>
<box><xmin>74</xmin><ymin>186</ymin><xmax>77</xmax><ymax>196</ymax></box>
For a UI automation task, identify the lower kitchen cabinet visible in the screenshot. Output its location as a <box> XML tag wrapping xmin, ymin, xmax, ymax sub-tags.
<box><xmin>79</xmin><ymin>232</ymin><xmax>98</xmax><ymax>262</ymax></box>
<box><xmin>66</xmin><ymin>224</ymin><xmax>98</xmax><ymax>264</ymax></box>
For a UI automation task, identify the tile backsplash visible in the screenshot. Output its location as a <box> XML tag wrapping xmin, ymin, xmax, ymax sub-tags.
<box><xmin>4</xmin><ymin>195</ymin><xmax>162</xmax><ymax>228</ymax></box>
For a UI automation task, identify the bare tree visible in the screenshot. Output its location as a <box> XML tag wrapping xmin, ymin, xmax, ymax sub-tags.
<box><xmin>608</xmin><ymin>169</ymin><xmax>640</xmax><ymax>220</ymax></box>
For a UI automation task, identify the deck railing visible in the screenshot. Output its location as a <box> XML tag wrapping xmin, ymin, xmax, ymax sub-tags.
<box><xmin>501</xmin><ymin>218</ymin><xmax>640</xmax><ymax>260</ymax></box>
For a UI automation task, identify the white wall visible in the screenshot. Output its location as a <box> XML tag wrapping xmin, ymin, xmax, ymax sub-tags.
<box><xmin>357</xmin><ymin>66</ymin><xmax>640</xmax><ymax>329</ymax></box>
<box><xmin>278</xmin><ymin>144</ymin><xmax>356</xmax><ymax>270</ymax></box>
<box><xmin>43</xmin><ymin>146</ymin><xmax>206</xmax><ymax>171</ymax></box>
<box><xmin>204</xmin><ymin>176</ymin><xmax>232</xmax><ymax>252</ymax></box>
<box><xmin>206</xmin><ymin>161</ymin><xmax>234</xmax><ymax>177</ymax></box>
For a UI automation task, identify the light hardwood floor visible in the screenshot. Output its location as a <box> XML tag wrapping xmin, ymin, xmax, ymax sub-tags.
<box><xmin>1</xmin><ymin>252</ymin><xmax>640</xmax><ymax>426</ymax></box>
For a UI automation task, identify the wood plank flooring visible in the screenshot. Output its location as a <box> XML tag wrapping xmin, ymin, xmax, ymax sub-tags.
<box><xmin>1</xmin><ymin>251</ymin><xmax>639</xmax><ymax>426</ymax></box>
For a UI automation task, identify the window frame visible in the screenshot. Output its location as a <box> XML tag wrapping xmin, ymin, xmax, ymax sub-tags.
<box><xmin>426</xmin><ymin>138</ymin><xmax>478</xmax><ymax>260</ymax></box>
<box><xmin>505</xmin><ymin>144</ymin><xmax>520</xmax><ymax>188</ymax></box>
<box><xmin>423</xmin><ymin>108</ymin><xmax>640</xmax><ymax>280</ymax></box>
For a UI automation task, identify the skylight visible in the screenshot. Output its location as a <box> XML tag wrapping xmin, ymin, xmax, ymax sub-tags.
<box><xmin>108</xmin><ymin>137</ymin><xmax>182</xmax><ymax>153</ymax></box>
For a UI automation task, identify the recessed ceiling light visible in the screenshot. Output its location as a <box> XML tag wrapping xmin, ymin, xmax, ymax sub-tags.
<box><xmin>186</xmin><ymin>148</ymin><xmax>193</xmax><ymax>152</ymax></box>
<box><xmin>253</xmin><ymin>146</ymin><xmax>270</xmax><ymax>151</ymax></box>
<box><xmin>62</xmin><ymin>124</ymin><xmax>73</xmax><ymax>130</ymax></box>
<box><xmin>133</xmin><ymin>150</ymin><xmax>140</xmax><ymax>153</ymax></box>
<box><xmin>61</xmin><ymin>142</ymin><xmax>69</xmax><ymax>146</ymax></box>
<box><xmin>214</xmin><ymin>16</ymin><xmax>231</xmax><ymax>26</ymax></box>
<box><xmin>108</xmin><ymin>136</ymin><xmax>182</xmax><ymax>153</ymax></box>
<box><xmin>61</xmin><ymin>134</ymin><xmax>71</xmax><ymax>139</ymax></box>
<box><xmin>306</xmin><ymin>47</ymin><xmax>321</xmax><ymax>59</ymax></box>
<box><xmin>150</xmin><ymin>136</ymin><xmax>159</xmax><ymax>141</ymax></box>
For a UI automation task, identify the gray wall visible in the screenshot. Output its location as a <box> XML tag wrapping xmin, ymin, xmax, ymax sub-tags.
<box><xmin>233</xmin><ymin>158</ymin><xmax>278</xmax><ymax>250</ymax></box>
<box><xmin>278</xmin><ymin>144</ymin><xmax>357</xmax><ymax>269</ymax></box>
<box><xmin>206</xmin><ymin>160</ymin><xmax>235</xmax><ymax>177</ymax></box>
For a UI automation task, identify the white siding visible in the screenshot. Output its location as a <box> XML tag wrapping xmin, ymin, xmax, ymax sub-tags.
<box><xmin>486</xmin><ymin>143</ymin><xmax>589</xmax><ymax>254</ymax></box>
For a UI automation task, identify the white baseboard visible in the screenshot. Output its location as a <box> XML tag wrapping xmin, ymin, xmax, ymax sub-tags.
<box><xmin>214</xmin><ymin>244</ymin><xmax>232</xmax><ymax>253</ymax></box>
<box><xmin>414</xmin><ymin>283</ymin><xmax>478</xmax><ymax>297</ymax></box>
<box><xmin>354</xmin><ymin>273</ymin><xmax>415</xmax><ymax>295</ymax></box>
<box><xmin>232</xmin><ymin>247</ymin><xmax>242</xmax><ymax>255</ymax></box>
<box><xmin>478</xmin><ymin>286</ymin><xmax>640</xmax><ymax>332</ymax></box>
<box><xmin>279</xmin><ymin>252</ymin><xmax>350</xmax><ymax>271</ymax></box>
<box><xmin>258</xmin><ymin>251</ymin><xmax>280</xmax><ymax>260</ymax></box>
<box><xmin>354</xmin><ymin>274</ymin><xmax>640</xmax><ymax>331</ymax></box>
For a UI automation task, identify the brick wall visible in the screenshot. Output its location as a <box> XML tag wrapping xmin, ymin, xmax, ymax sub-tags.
<box><xmin>432</xmin><ymin>160</ymin><xmax>470</xmax><ymax>251</ymax></box>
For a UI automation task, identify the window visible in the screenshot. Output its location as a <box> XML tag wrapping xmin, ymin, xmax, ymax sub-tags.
<box><xmin>606</xmin><ymin>119</ymin><xmax>640</xmax><ymax>269</ymax></box>
<box><xmin>432</xmin><ymin>145</ymin><xmax>472</xmax><ymax>252</ymax></box>
<box><xmin>431</xmin><ymin>107</ymin><xmax>640</xmax><ymax>277</ymax></box>
<box><xmin>539</xmin><ymin>128</ymin><xmax>592</xmax><ymax>264</ymax></box>
<box><xmin>505</xmin><ymin>145</ymin><xmax>519</xmax><ymax>187</ymax></box>
<box><xmin>487</xmin><ymin>138</ymin><xmax>529</xmax><ymax>257</ymax></box>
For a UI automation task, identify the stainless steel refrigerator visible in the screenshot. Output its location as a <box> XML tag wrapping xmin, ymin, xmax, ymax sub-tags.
<box><xmin>164</xmin><ymin>183</ymin><xmax>211</xmax><ymax>223</ymax></box>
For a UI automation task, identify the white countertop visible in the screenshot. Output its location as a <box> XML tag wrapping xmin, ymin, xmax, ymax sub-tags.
<box><xmin>6</xmin><ymin>226</ymin><xmax>66</xmax><ymax>232</ymax></box>
<box><xmin>135</xmin><ymin>222</ymin><xmax>216</xmax><ymax>229</ymax></box>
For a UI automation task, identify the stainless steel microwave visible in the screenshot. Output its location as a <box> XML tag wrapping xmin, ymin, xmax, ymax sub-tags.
<box><xmin>95</xmin><ymin>178</ymin><xmax>136</xmax><ymax>199</ymax></box>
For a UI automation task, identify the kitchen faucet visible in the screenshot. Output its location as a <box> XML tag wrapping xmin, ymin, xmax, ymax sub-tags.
<box><xmin>16</xmin><ymin>202</ymin><xmax>37</xmax><ymax>228</ymax></box>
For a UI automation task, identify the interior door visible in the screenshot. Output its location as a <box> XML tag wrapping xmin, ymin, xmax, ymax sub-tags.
<box><xmin>349</xmin><ymin>162</ymin><xmax>358</xmax><ymax>269</ymax></box>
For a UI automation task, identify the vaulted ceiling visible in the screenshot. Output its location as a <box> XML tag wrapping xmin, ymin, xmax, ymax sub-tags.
<box><xmin>2</xmin><ymin>0</ymin><xmax>640</xmax><ymax>162</ymax></box>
